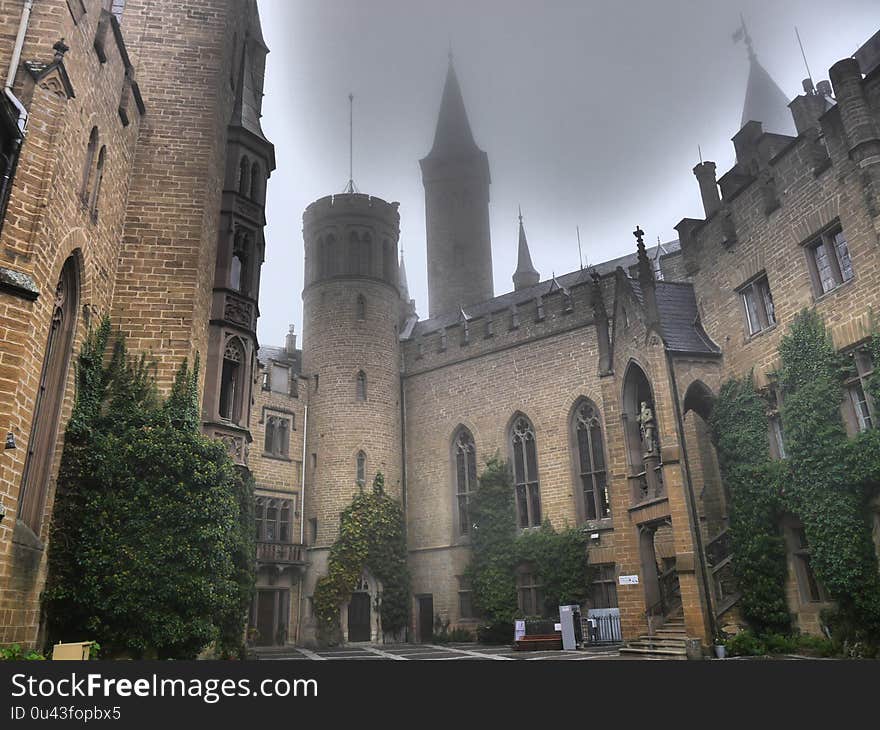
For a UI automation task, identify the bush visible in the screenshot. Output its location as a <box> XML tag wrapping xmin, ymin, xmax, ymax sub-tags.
<box><xmin>0</xmin><ymin>644</ymin><xmax>45</xmax><ymax>661</ymax></box>
<box><xmin>723</xmin><ymin>630</ymin><xmax>767</xmax><ymax>657</ymax></box>
<box><xmin>42</xmin><ymin>321</ymin><xmax>254</xmax><ymax>659</ymax></box>
<box><xmin>477</xmin><ymin>622</ymin><xmax>513</xmax><ymax>645</ymax></box>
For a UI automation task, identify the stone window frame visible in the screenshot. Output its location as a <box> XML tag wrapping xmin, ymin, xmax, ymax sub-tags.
<box><xmin>803</xmin><ymin>223</ymin><xmax>854</xmax><ymax>297</ymax></box>
<box><xmin>516</xmin><ymin>565</ymin><xmax>546</xmax><ymax>617</ymax></box>
<box><xmin>356</xmin><ymin>450</ymin><xmax>367</xmax><ymax>487</ymax></box>
<box><xmin>88</xmin><ymin>145</ymin><xmax>107</xmax><ymax>222</ymax></box>
<box><xmin>356</xmin><ymin>370</ymin><xmax>367</xmax><ymax>401</ymax></box>
<box><xmin>783</xmin><ymin>519</ymin><xmax>828</xmax><ymax>604</ymax></box>
<box><xmin>842</xmin><ymin>343</ymin><xmax>875</xmax><ymax>435</ymax></box>
<box><xmin>219</xmin><ymin>336</ymin><xmax>247</xmax><ymax>424</ymax></box>
<box><xmin>267</xmin><ymin>361</ymin><xmax>290</xmax><ymax>395</ymax></box>
<box><xmin>457</xmin><ymin>575</ymin><xmax>476</xmax><ymax>620</ymax></box>
<box><xmin>588</xmin><ymin>563</ymin><xmax>619</xmax><ymax>609</ymax></box>
<box><xmin>510</xmin><ymin>414</ymin><xmax>542</xmax><ymax>529</ymax></box>
<box><xmin>451</xmin><ymin>426</ymin><xmax>477</xmax><ymax>538</ymax></box>
<box><xmin>255</xmin><ymin>495</ymin><xmax>294</xmax><ymax>543</ymax></box>
<box><xmin>263</xmin><ymin>413</ymin><xmax>291</xmax><ymax>460</ymax></box>
<box><xmin>79</xmin><ymin>127</ymin><xmax>99</xmax><ymax>206</ymax></box>
<box><xmin>571</xmin><ymin>398</ymin><xmax>611</xmax><ymax>523</ymax></box>
<box><xmin>737</xmin><ymin>272</ymin><xmax>776</xmax><ymax>337</ymax></box>
<box><xmin>766</xmin><ymin>383</ymin><xmax>787</xmax><ymax>460</ymax></box>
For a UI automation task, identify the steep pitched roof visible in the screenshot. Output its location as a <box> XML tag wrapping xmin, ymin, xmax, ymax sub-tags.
<box><xmin>513</xmin><ymin>210</ymin><xmax>540</xmax><ymax>289</ymax></box>
<box><xmin>423</xmin><ymin>59</ymin><xmax>483</xmax><ymax>160</ymax></box>
<box><xmin>627</xmin><ymin>279</ymin><xmax>720</xmax><ymax>355</ymax></box>
<box><xmin>257</xmin><ymin>345</ymin><xmax>301</xmax><ymax>374</ymax></box>
<box><xmin>741</xmin><ymin>50</ymin><xmax>796</xmax><ymax>136</ymax></box>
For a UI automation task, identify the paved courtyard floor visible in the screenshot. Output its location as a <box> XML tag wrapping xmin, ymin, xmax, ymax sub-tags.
<box><xmin>253</xmin><ymin>642</ymin><xmax>626</xmax><ymax>660</ymax></box>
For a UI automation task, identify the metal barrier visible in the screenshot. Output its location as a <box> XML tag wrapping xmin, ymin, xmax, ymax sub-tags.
<box><xmin>584</xmin><ymin>609</ymin><xmax>622</xmax><ymax>644</ymax></box>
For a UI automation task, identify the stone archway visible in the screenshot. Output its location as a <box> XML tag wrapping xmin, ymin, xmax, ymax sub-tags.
<box><xmin>622</xmin><ymin>362</ymin><xmax>662</xmax><ymax>502</ymax></box>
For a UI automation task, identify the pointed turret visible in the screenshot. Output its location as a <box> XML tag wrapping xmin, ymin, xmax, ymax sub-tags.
<box><xmin>399</xmin><ymin>249</ymin><xmax>410</xmax><ymax>300</ymax></box>
<box><xmin>424</xmin><ymin>58</ymin><xmax>483</xmax><ymax>160</ymax></box>
<box><xmin>513</xmin><ymin>207</ymin><xmax>540</xmax><ymax>291</ymax></box>
<box><xmin>736</xmin><ymin>17</ymin><xmax>796</xmax><ymax>136</ymax></box>
<box><xmin>420</xmin><ymin>55</ymin><xmax>493</xmax><ymax>318</ymax></box>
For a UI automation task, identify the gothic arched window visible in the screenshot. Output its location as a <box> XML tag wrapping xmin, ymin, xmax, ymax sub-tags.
<box><xmin>89</xmin><ymin>145</ymin><xmax>106</xmax><ymax>220</ymax></box>
<box><xmin>219</xmin><ymin>337</ymin><xmax>245</xmax><ymax>423</ymax></box>
<box><xmin>80</xmin><ymin>127</ymin><xmax>98</xmax><ymax>204</ymax></box>
<box><xmin>250</xmin><ymin>161</ymin><xmax>261</xmax><ymax>202</ymax></box>
<box><xmin>453</xmin><ymin>427</ymin><xmax>477</xmax><ymax>536</ymax></box>
<box><xmin>573</xmin><ymin>399</ymin><xmax>610</xmax><ymax>521</ymax></box>
<box><xmin>511</xmin><ymin>415</ymin><xmax>541</xmax><ymax>528</ymax></box>
<box><xmin>264</xmin><ymin>415</ymin><xmax>290</xmax><ymax>458</ymax></box>
<box><xmin>18</xmin><ymin>255</ymin><xmax>80</xmax><ymax>530</ymax></box>
<box><xmin>356</xmin><ymin>451</ymin><xmax>366</xmax><ymax>487</ymax></box>
<box><xmin>356</xmin><ymin>370</ymin><xmax>367</xmax><ymax>401</ymax></box>
<box><xmin>238</xmin><ymin>155</ymin><xmax>250</xmax><ymax>196</ymax></box>
<box><xmin>230</xmin><ymin>232</ymin><xmax>249</xmax><ymax>295</ymax></box>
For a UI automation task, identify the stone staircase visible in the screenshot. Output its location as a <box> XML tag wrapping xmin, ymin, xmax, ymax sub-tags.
<box><xmin>618</xmin><ymin>610</ymin><xmax>689</xmax><ymax>660</ymax></box>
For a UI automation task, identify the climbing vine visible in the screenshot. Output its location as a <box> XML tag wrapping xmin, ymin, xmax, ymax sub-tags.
<box><xmin>312</xmin><ymin>473</ymin><xmax>410</xmax><ymax>645</ymax></box>
<box><xmin>710</xmin><ymin>375</ymin><xmax>790</xmax><ymax>634</ymax></box>
<box><xmin>465</xmin><ymin>456</ymin><xmax>590</xmax><ymax>636</ymax></box>
<box><xmin>713</xmin><ymin>309</ymin><xmax>880</xmax><ymax>646</ymax></box>
<box><xmin>777</xmin><ymin>310</ymin><xmax>880</xmax><ymax>643</ymax></box>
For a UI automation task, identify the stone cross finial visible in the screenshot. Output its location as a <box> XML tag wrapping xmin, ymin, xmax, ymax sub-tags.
<box><xmin>633</xmin><ymin>226</ymin><xmax>645</xmax><ymax>246</ymax></box>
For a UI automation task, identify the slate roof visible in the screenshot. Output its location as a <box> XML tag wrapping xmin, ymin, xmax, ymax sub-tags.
<box><xmin>257</xmin><ymin>345</ymin><xmax>301</xmax><ymax>374</ymax></box>
<box><xmin>409</xmin><ymin>239</ymin><xmax>680</xmax><ymax>336</ymax></box>
<box><xmin>628</xmin><ymin>279</ymin><xmax>720</xmax><ymax>355</ymax></box>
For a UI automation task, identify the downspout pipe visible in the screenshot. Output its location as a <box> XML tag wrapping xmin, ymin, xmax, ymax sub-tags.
<box><xmin>665</xmin><ymin>350</ymin><xmax>718</xmax><ymax>643</ymax></box>
<box><xmin>5</xmin><ymin>0</ymin><xmax>34</xmax><ymax>135</ymax></box>
<box><xmin>295</xmin><ymin>397</ymin><xmax>308</xmax><ymax>645</ymax></box>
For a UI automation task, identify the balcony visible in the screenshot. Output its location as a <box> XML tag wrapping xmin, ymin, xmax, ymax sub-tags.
<box><xmin>255</xmin><ymin>541</ymin><xmax>306</xmax><ymax>566</ymax></box>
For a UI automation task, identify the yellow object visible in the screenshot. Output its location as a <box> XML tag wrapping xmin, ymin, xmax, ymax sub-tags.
<box><xmin>51</xmin><ymin>641</ymin><xmax>94</xmax><ymax>660</ymax></box>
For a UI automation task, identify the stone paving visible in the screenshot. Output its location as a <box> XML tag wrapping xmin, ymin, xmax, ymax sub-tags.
<box><xmin>253</xmin><ymin>642</ymin><xmax>624</xmax><ymax>661</ymax></box>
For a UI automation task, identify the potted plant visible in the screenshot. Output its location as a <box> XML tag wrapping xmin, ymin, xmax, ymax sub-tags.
<box><xmin>713</xmin><ymin>630</ymin><xmax>727</xmax><ymax>659</ymax></box>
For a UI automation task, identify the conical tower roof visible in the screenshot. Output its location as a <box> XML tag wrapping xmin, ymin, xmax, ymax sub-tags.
<box><xmin>424</xmin><ymin>58</ymin><xmax>483</xmax><ymax>159</ymax></box>
<box><xmin>513</xmin><ymin>208</ymin><xmax>540</xmax><ymax>291</ymax></box>
<box><xmin>739</xmin><ymin>26</ymin><xmax>796</xmax><ymax>136</ymax></box>
<box><xmin>399</xmin><ymin>249</ymin><xmax>410</xmax><ymax>299</ymax></box>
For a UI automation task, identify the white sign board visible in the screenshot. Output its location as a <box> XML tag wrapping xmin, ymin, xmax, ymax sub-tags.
<box><xmin>618</xmin><ymin>574</ymin><xmax>639</xmax><ymax>585</ymax></box>
<box><xmin>514</xmin><ymin>619</ymin><xmax>526</xmax><ymax>641</ymax></box>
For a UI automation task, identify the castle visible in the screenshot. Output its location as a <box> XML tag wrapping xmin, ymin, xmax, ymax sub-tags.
<box><xmin>249</xmin><ymin>26</ymin><xmax>880</xmax><ymax>650</ymax></box>
<box><xmin>0</xmin><ymin>0</ymin><xmax>273</xmax><ymax>648</ymax></box>
<box><xmin>1</xmin><ymin>1</ymin><xmax>879</xmax><ymax>656</ymax></box>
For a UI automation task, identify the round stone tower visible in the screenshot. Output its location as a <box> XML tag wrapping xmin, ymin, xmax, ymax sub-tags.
<box><xmin>300</xmin><ymin>192</ymin><xmax>403</xmax><ymax>643</ymax></box>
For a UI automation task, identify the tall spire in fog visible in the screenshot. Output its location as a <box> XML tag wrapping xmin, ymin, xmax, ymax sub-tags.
<box><xmin>424</xmin><ymin>56</ymin><xmax>483</xmax><ymax>159</ymax></box>
<box><xmin>735</xmin><ymin>15</ymin><xmax>796</xmax><ymax>136</ymax></box>
<box><xmin>513</xmin><ymin>207</ymin><xmax>540</xmax><ymax>291</ymax></box>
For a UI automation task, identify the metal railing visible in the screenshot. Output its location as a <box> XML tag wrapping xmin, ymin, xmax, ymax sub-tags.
<box><xmin>583</xmin><ymin>610</ymin><xmax>622</xmax><ymax>644</ymax></box>
<box><xmin>255</xmin><ymin>541</ymin><xmax>305</xmax><ymax>564</ymax></box>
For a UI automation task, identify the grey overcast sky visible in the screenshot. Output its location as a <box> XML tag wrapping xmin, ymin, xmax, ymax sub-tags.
<box><xmin>254</xmin><ymin>0</ymin><xmax>878</xmax><ymax>346</ymax></box>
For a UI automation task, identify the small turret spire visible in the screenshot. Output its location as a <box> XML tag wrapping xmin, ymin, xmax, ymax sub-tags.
<box><xmin>513</xmin><ymin>207</ymin><xmax>540</xmax><ymax>291</ymax></box>
<box><xmin>399</xmin><ymin>248</ymin><xmax>409</xmax><ymax>299</ymax></box>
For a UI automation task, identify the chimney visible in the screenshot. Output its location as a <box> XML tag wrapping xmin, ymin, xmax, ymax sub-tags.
<box><xmin>693</xmin><ymin>161</ymin><xmax>721</xmax><ymax>217</ymax></box>
<box><xmin>285</xmin><ymin>324</ymin><xmax>297</xmax><ymax>355</ymax></box>
<box><xmin>829</xmin><ymin>58</ymin><xmax>880</xmax><ymax>161</ymax></box>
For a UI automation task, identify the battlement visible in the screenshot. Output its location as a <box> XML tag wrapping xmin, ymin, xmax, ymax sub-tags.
<box><xmin>303</xmin><ymin>193</ymin><xmax>400</xmax><ymax>229</ymax></box>
<box><xmin>401</xmin><ymin>273</ymin><xmax>609</xmax><ymax>375</ymax></box>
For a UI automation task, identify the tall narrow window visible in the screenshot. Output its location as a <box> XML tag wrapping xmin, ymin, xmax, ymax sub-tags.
<box><xmin>324</xmin><ymin>235</ymin><xmax>337</xmax><ymax>277</ymax></box>
<box><xmin>454</xmin><ymin>428</ymin><xmax>477</xmax><ymax>536</ymax></box>
<box><xmin>844</xmin><ymin>347</ymin><xmax>875</xmax><ymax>433</ymax></box>
<box><xmin>347</xmin><ymin>232</ymin><xmax>360</xmax><ymax>275</ymax></box>
<box><xmin>356</xmin><ymin>451</ymin><xmax>366</xmax><ymax>487</ymax></box>
<box><xmin>516</xmin><ymin>568</ymin><xmax>545</xmax><ymax>616</ymax></box>
<box><xmin>230</xmin><ymin>232</ymin><xmax>249</xmax><ymax>295</ymax></box>
<box><xmin>238</xmin><ymin>156</ymin><xmax>250</xmax><ymax>196</ymax></box>
<box><xmin>360</xmin><ymin>234</ymin><xmax>372</xmax><ymax>276</ymax></box>
<box><xmin>356</xmin><ymin>370</ymin><xmax>367</xmax><ymax>401</ymax></box>
<box><xmin>383</xmin><ymin>239</ymin><xmax>394</xmax><ymax>281</ymax></box>
<box><xmin>511</xmin><ymin>416</ymin><xmax>541</xmax><ymax>528</ymax></box>
<box><xmin>18</xmin><ymin>256</ymin><xmax>80</xmax><ymax>530</ymax></box>
<box><xmin>589</xmin><ymin>564</ymin><xmax>619</xmax><ymax>608</ymax></box>
<box><xmin>573</xmin><ymin>399</ymin><xmax>610</xmax><ymax>521</ymax></box>
<box><xmin>89</xmin><ymin>145</ymin><xmax>106</xmax><ymax>221</ymax></box>
<box><xmin>250</xmin><ymin>161</ymin><xmax>261</xmax><ymax>202</ymax></box>
<box><xmin>219</xmin><ymin>337</ymin><xmax>244</xmax><ymax>423</ymax></box>
<box><xmin>80</xmin><ymin>127</ymin><xmax>98</xmax><ymax>204</ymax></box>
<box><xmin>356</xmin><ymin>294</ymin><xmax>366</xmax><ymax>321</ymax></box>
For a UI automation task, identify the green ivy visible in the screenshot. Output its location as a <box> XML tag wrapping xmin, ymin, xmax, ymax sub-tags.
<box><xmin>466</xmin><ymin>456</ymin><xmax>590</xmax><ymax>631</ymax></box>
<box><xmin>312</xmin><ymin>473</ymin><xmax>410</xmax><ymax>645</ymax></box>
<box><xmin>710</xmin><ymin>375</ymin><xmax>790</xmax><ymax>634</ymax></box>
<box><xmin>42</xmin><ymin>319</ymin><xmax>254</xmax><ymax>659</ymax></box>
<box><xmin>778</xmin><ymin>310</ymin><xmax>880</xmax><ymax>642</ymax></box>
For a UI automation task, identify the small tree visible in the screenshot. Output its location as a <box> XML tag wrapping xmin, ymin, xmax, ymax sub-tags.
<box><xmin>43</xmin><ymin>320</ymin><xmax>254</xmax><ymax>659</ymax></box>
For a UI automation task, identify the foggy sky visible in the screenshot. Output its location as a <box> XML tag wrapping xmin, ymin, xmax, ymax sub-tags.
<box><xmin>255</xmin><ymin>0</ymin><xmax>878</xmax><ymax>346</ymax></box>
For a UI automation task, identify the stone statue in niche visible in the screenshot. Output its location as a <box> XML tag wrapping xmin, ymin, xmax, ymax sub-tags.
<box><xmin>638</xmin><ymin>401</ymin><xmax>657</xmax><ymax>455</ymax></box>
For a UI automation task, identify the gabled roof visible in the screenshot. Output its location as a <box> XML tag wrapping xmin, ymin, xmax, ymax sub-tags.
<box><xmin>257</xmin><ymin>345</ymin><xmax>301</xmax><ymax>374</ymax></box>
<box><xmin>627</xmin><ymin>279</ymin><xmax>720</xmax><ymax>356</ymax></box>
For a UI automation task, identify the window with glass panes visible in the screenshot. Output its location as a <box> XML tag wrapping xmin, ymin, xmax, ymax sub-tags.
<box><xmin>511</xmin><ymin>416</ymin><xmax>541</xmax><ymax>528</ymax></box>
<box><xmin>516</xmin><ymin>569</ymin><xmax>545</xmax><ymax>616</ymax></box>
<box><xmin>458</xmin><ymin>575</ymin><xmax>474</xmax><ymax>619</ymax></box>
<box><xmin>806</xmin><ymin>226</ymin><xmax>854</xmax><ymax>295</ymax></box>
<box><xmin>589</xmin><ymin>564</ymin><xmax>618</xmax><ymax>608</ymax></box>
<box><xmin>739</xmin><ymin>274</ymin><xmax>776</xmax><ymax>335</ymax></box>
<box><xmin>573</xmin><ymin>400</ymin><xmax>610</xmax><ymax>521</ymax></box>
<box><xmin>255</xmin><ymin>497</ymin><xmax>293</xmax><ymax>543</ymax></box>
<box><xmin>845</xmin><ymin>347</ymin><xmax>874</xmax><ymax>433</ymax></box>
<box><xmin>454</xmin><ymin>428</ymin><xmax>477</xmax><ymax>535</ymax></box>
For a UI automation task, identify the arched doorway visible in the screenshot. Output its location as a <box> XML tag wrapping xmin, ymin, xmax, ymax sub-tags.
<box><xmin>18</xmin><ymin>254</ymin><xmax>80</xmax><ymax>532</ymax></box>
<box><xmin>622</xmin><ymin>361</ymin><xmax>662</xmax><ymax>503</ymax></box>
<box><xmin>347</xmin><ymin>574</ymin><xmax>371</xmax><ymax>642</ymax></box>
<box><xmin>639</xmin><ymin>519</ymin><xmax>680</xmax><ymax>629</ymax></box>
